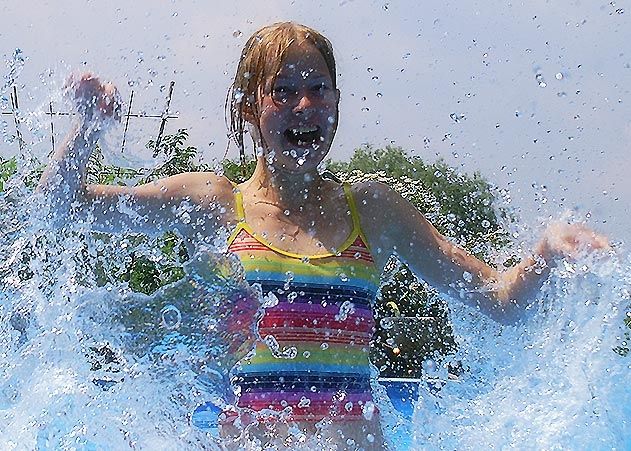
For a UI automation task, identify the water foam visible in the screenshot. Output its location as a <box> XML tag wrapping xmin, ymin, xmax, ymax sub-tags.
<box><xmin>413</xmin><ymin>251</ymin><xmax>631</xmax><ymax>450</ymax></box>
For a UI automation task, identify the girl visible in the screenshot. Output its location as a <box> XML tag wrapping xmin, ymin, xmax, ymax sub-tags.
<box><xmin>38</xmin><ymin>22</ymin><xmax>607</xmax><ymax>450</ymax></box>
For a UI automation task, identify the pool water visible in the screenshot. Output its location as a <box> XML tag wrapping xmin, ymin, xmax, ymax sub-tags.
<box><xmin>190</xmin><ymin>378</ymin><xmax>423</xmax><ymax>449</ymax></box>
<box><xmin>0</xmin><ymin>161</ymin><xmax>630</xmax><ymax>449</ymax></box>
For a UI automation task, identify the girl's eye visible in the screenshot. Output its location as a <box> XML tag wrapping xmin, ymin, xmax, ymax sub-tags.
<box><xmin>272</xmin><ymin>86</ymin><xmax>296</xmax><ymax>102</ymax></box>
<box><xmin>313</xmin><ymin>83</ymin><xmax>329</xmax><ymax>94</ymax></box>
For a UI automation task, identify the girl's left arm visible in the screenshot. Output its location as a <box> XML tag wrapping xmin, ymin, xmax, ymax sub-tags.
<box><xmin>354</xmin><ymin>181</ymin><xmax>608</xmax><ymax>323</ymax></box>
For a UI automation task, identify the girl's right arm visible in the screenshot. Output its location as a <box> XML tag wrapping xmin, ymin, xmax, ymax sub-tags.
<box><xmin>37</xmin><ymin>73</ymin><xmax>234</xmax><ymax>238</ymax></box>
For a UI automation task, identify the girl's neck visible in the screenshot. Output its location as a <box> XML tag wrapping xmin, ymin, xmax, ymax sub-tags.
<box><xmin>243</xmin><ymin>156</ymin><xmax>328</xmax><ymax>210</ymax></box>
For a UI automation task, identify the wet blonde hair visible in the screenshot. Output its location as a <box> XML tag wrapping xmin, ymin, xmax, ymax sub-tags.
<box><xmin>226</xmin><ymin>22</ymin><xmax>337</xmax><ymax>168</ymax></box>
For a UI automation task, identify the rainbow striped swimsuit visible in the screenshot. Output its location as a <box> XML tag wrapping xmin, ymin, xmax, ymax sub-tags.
<box><xmin>227</xmin><ymin>184</ymin><xmax>379</xmax><ymax>422</ymax></box>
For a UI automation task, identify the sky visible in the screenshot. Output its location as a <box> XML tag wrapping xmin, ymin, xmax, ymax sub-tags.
<box><xmin>1</xmin><ymin>0</ymin><xmax>630</xmax><ymax>242</ymax></box>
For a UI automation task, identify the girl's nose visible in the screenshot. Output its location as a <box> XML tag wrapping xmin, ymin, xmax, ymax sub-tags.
<box><xmin>293</xmin><ymin>92</ymin><xmax>314</xmax><ymax>114</ymax></box>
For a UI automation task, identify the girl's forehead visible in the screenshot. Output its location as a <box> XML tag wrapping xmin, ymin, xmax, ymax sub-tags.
<box><xmin>274</xmin><ymin>43</ymin><xmax>330</xmax><ymax>79</ymax></box>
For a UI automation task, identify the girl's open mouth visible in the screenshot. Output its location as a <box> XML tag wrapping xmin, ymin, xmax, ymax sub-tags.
<box><xmin>284</xmin><ymin>125</ymin><xmax>322</xmax><ymax>147</ymax></box>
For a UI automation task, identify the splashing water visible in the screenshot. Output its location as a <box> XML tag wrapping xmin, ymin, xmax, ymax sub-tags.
<box><xmin>2</xmin><ymin>175</ymin><xmax>628</xmax><ymax>450</ymax></box>
<box><xmin>0</xmin><ymin>181</ymin><xmax>261</xmax><ymax>449</ymax></box>
<box><xmin>413</xmin><ymin>252</ymin><xmax>631</xmax><ymax>449</ymax></box>
<box><xmin>0</xmin><ymin>78</ymin><xmax>629</xmax><ymax>451</ymax></box>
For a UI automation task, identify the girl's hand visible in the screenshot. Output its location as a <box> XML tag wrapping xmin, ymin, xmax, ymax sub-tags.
<box><xmin>539</xmin><ymin>222</ymin><xmax>610</xmax><ymax>262</ymax></box>
<box><xmin>64</xmin><ymin>72</ymin><xmax>122</xmax><ymax>124</ymax></box>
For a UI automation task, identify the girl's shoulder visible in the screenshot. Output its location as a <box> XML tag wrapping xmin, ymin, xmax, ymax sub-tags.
<box><xmin>347</xmin><ymin>179</ymin><xmax>411</xmax><ymax>234</ymax></box>
<box><xmin>155</xmin><ymin>171</ymin><xmax>236</xmax><ymax>208</ymax></box>
<box><xmin>348</xmin><ymin>179</ymin><xmax>399</xmax><ymax>208</ymax></box>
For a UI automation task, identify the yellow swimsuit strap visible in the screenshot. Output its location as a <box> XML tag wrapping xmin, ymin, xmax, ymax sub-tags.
<box><xmin>233</xmin><ymin>185</ymin><xmax>246</xmax><ymax>222</ymax></box>
<box><xmin>228</xmin><ymin>182</ymin><xmax>369</xmax><ymax>256</ymax></box>
<box><xmin>341</xmin><ymin>183</ymin><xmax>362</xmax><ymax>238</ymax></box>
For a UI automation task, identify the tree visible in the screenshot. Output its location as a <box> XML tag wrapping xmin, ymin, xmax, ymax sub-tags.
<box><xmin>328</xmin><ymin>145</ymin><xmax>513</xmax><ymax>258</ymax></box>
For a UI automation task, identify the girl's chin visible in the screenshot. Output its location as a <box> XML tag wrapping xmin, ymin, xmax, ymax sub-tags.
<box><xmin>280</xmin><ymin>162</ymin><xmax>321</xmax><ymax>175</ymax></box>
<box><xmin>272</xmin><ymin>157</ymin><xmax>325</xmax><ymax>175</ymax></box>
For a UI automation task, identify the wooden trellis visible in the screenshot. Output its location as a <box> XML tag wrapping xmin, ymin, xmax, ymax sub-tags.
<box><xmin>0</xmin><ymin>81</ymin><xmax>178</xmax><ymax>154</ymax></box>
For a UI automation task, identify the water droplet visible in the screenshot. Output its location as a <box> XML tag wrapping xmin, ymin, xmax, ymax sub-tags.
<box><xmin>233</xmin><ymin>88</ymin><xmax>244</xmax><ymax>103</ymax></box>
<box><xmin>284</xmin><ymin>271</ymin><xmax>294</xmax><ymax>290</ymax></box>
<box><xmin>450</xmin><ymin>112</ymin><xmax>465</xmax><ymax>123</ymax></box>
<box><xmin>335</xmin><ymin>300</ymin><xmax>355</xmax><ymax>321</ymax></box>
<box><xmin>262</xmin><ymin>292</ymin><xmax>279</xmax><ymax>308</ymax></box>
<box><xmin>180</xmin><ymin>211</ymin><xmax>191</xmax><ymax>224</ymax></box>
<box><xmin>380</xmin><ymin>318</ymin><xmax>394</xmax><ymax>329</ymax></box>
<box><xmin>462</xmin><ymin>271</ymin><xmax>473</xmax><ymax>283</ymax></box>
<box><xmin>555</xmin><ymin>72</ymin><xmax>563</xmax><ymax>80</ymax></box>
<box><xmin>161</xmin><ymin>305</ymin><xmax>181</xmax><ymax>329</ymax></box>
<box><xmin>264</xmin><ymin>334</ymin><xmax>297</xmax><ymax>359</ymax></box>
<box><xmin>233</xmin><ymin>29</ymin><xmax>243</xmax><ymax>38</ymax></box>
<box><xmin>320</xmin><ymin>342</ymin><xmax>329</xmax><ymax>350</ymax></box>
<box><xmin>362</xmin><ymin>401</ymin><xmax>376</xmax><ymax>420</ymax></box>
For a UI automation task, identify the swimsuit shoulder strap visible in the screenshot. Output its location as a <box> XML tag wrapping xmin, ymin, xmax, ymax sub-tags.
<box><xmin>228</xmin><ymin>181</ymin><xmax>372</xmax><ymax>256</ymax></box>
<box><xmin>233</xmin><ymin>185</ymin><xmax>246</xmax><ymax>222</ymax></box>
<box><xmin>227</xmin><ymin>183</ymin><xmax>246</xmax><ymax>245</ymax></box>
<box><xmin>342</xmin><ymin>183</ymin><xmax>361</xmax><ymax>235</ymax></box>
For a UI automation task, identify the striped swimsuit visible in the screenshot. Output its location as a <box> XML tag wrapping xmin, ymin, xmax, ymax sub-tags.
<box><xmin>227</xmin><ymin>184</ymin><xmax>380</xmax><ymax>422</ymax></box>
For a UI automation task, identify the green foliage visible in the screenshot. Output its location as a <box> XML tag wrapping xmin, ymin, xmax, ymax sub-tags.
<box><xmin>221</xmin><ymin>158</ymin><xmax>256</xmax><ymax>184</ymax></box>
<box><xmin>143</xmin><ymin>129</ymin><xmax>211</xmax><ymax>182</ymax></box>
<box><xmin>87</xmin><ymin>145</ymin><xmax>143</xmax><ymax>186</ymax></box>
<box><xmin>0</xmin><ymin>156</ymin><xmax>46</xmax><ymax>192</ymax></box>
<box><xmin>614</xmin><ymin>313</ymin><xmax>631</xmax><ymax>357</ymax></box>
<box><xmin>0</xmin><ymin>157</ymin><xmax>17</xmax><ymax>191</ymax></box>
<box><xmin>372</xmin><ymin>264</ymin><xmax>457</xmax><ymax>378</ymax></box>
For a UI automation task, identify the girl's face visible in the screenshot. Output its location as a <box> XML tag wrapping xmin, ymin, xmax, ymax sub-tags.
<box><xmin>253</xmin><ymin>42</ymin><xmax>339</xmax><ymax>173</ymax></box>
